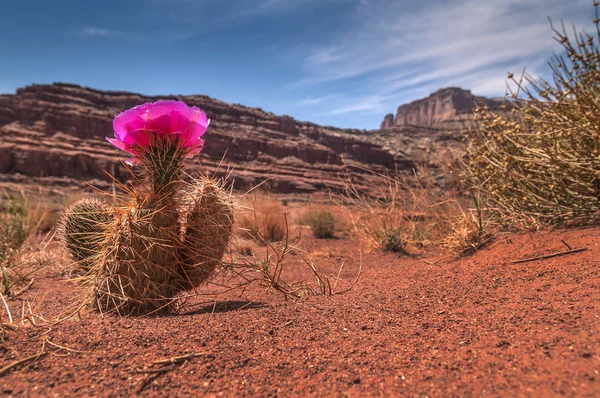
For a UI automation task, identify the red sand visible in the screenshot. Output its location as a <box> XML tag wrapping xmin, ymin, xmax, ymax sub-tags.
<box><xmin>1</xmin><ymin>226</ymin><xmax>600</xmax><ymax>397</ymax></box>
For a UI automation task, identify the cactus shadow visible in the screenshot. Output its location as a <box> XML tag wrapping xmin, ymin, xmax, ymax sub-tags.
<box><xmin>180</xmin><ymin>300</ymin><xmax>268</xmax><ymax>315</ymax></box>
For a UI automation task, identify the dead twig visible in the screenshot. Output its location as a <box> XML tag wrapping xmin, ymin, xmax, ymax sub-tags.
<box><xmin>44</xmin><ymin>338</ymin><xmax>88</xmax><ymax>354</ymax></box>
<box><xmin>132</xmin><ymin>364</ymin><xmax>177</xmax><ymax>375</ymax></box>
<box><xmin>0</xmin><ymin>292</ymin><xmax>12</xmax><ymax>324</ymax></box>
<box><xmin>560</xmin><ymin>239</ymin><xmax>572</xmax><ymax>250</ymax></box>
<box><xmin>134</xmin><ymin>352</ymin><xmax>208</xmax><ymax>394</ymax></box>
<box><xmin>12</xmin><ymin>279</ymin><xmax>35</xmax><ymax>297</ymax></box>
<box><xmin>510</xmin><ymin>247</ymin><xmax>588</xmax><ymax>264</ymax></box>
<box><xmin>151</xmin><ymin>352</ymin><xmax>207</xmax><ymax>366</ymax></box>
<box><xmin>0</xmin><ymin>341</ymin><xmax>47</xmax><ymax>377</ymax></box>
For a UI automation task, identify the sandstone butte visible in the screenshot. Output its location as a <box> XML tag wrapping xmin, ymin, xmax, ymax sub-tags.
<box><xmin>380</xmin><ymin>87</ymin><xmax>507</xmax><ymax>129</ymax></box>
<box><xmin>0</xmin><ymin>83</ymin><xmax>492</xmax><ymax>194</ymax></box>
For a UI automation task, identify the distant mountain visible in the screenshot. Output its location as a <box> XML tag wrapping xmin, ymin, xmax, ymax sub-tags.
<box><xmin>381</xmin><ymin>87</ymin><xmax>508</xmax><ymax>129</ymax></box>
<box><xmin>0</xmin><ymin>83</ymin><xmax>416</xmax><ymax>194</ymax></box>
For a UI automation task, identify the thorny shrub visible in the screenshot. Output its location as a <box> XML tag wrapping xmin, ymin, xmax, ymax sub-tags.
<box><xmin>462</xmin><ymin>9</ymin><xmax>600</xmax><ymax>229</ymax></box>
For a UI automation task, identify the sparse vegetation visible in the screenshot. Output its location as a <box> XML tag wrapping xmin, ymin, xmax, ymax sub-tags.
<box><xmin>298</xmin><ymin>209</ymin><xmax>337</xmax><ymax>239</ymax></box>
<box><xmin>374</xmin><ymin>227</ymin><xmax>410</xmax><ymax>254</ymax></box>
<box><xmin>462</xmin><ymin>11</ymin><xmax>600</xmax><ymax>229</ymax></box>
<box><xmin>442</xmin><ymin>194</ymin><xmax>494</xmax><ymax>257</ymax></box>
<box><xmin>0</xmin><ymin>192</ymin><xmax>47</xmax><ymax>297</ymax></box>
<box><xmin>1</xmin><ymin>193</ymin><xmax>31</xmax><ymax>251</ymax></box>
<box><xmin>343</xmin><ymin>170</ymin><xmax>463</xmax><ymax>255</ymax></box>
<box><xmin>237</xmin><ymin>191</ymin><xmax>286</xmax><ymax>243</ymax></box>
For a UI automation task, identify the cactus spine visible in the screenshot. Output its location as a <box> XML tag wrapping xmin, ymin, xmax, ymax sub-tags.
<box><xmin>180</xmin><ymin>180</ymin><xmax>235</xmax><ymax>288</ymax></box>
<box><xmin>58</xmin><ymin>100</ymin><xmax>231</xmax><ymax>314</ymax></box>
<box><xmin>60</xmin><ymin>141</ymin><xmax>235</xmax><ymax>314</ymax></box>
<box><xmin>60</xmin><ymin>198</ymin><xmax>113</xmax><ymax>270</ymax></box>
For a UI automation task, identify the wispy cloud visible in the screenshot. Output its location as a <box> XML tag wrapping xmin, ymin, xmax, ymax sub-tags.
<box><xmin>149</xmin><ymin>0</ymin><xmax>339</xmax><ymax>22</ymax></box>
<box><xmin>323</xmin><ymin>94</ymin><xmax>391</xmax><ymax>116</ymax></box>
<box><xmin>298</xmin><ymin>93</ymin><xmax>340</xmax><ymax>106</ymax></box>
<box><xmin>80</xmin><ymin>26</ymin><xmax>123</xmax><ymax>37</ymax></box>
<box><xmin>291</xmin><ymin>0</ymin><xmax>593</xmax><ymax>116</ymax></box>
<box><xmin>78</xmin><ymin>25</ymin><xmax>201</xmax><ymax>43</ymax></box>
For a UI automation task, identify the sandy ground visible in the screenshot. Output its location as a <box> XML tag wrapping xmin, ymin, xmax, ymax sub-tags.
<box><xmin>1</xmin><ymin>225</ymin><xmax>600</xmax><ymax>397</ymax></box>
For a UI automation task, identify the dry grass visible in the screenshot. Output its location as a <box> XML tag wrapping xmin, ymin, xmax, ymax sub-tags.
<box><xmin>236</xmin><ymin>191</ymin><xmax>286</xmax><ymax>243</ymax></box>
<box><xmin>189</xmin><ymin>215</ymin><xmax>361</xmax><ymax>304</ymax></box>
<box><xmin>341</xmin><ymin>165</ymin><xmax>497</xmax><ymax>257</ymax></box>
<box><xmin>0</xmin><ymin>190</ymin><xmax>61</xmax><ymax>330</ymax></box>
<box><xmin>0</xmin><ymin>191</ymin><xmax>52</xmax><ymax>297</ymax></box>
<box><xmin>441</xmin><ymin>195</ymin><xmax>494</xmax><ymax>257</ymax></box>
<box><xmin>462</xmin><ymin>8</ymin><xmax>600</xmax><ymax>229</ymax></box>
<box><xmin>342</xmin><ymin>169</ymin><xmax>466</xmax><ymax>255</ymax></box>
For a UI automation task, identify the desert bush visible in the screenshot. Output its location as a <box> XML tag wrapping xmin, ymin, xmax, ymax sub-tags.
<box><xmin>0</xmin><ymin>192</ymin><xmax>46</xmax><ymax>296</ymax></box>
<box><xmin>441</xmin><ymin>194</ymin><xmax>494</xmax><ymax>257</ymax></box>
<box><xmin>343</xmin><ymin>171</ymin><xmax>461</xmax><ymax>255</ymax></box>
<box><xmin>0</xmin><ymin>194</ymin><xmax>29</xmax><ymax>250</ymax></box>
<box><xmin>462</xmin><ymin>12</ymin><xmax>600</xmax><ymax>229</ymax></box>
<box><xmin>374</xmin><ymin>227</ymin><xmax>410</xmax><ymax>254</ymax></box>
<box><xmin>237</xmin><ymin>191</ymin><xmax>286</xmax><ymax>243</ymax></box>
<box><xmin>298</xmin><ymin>209</ymin><xmax>336</xmax><ymax>239</ymax></box>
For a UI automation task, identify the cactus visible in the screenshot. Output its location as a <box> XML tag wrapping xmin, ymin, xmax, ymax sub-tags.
<box><xmin>59</xmin><ymin>100</ymin><xmax>236</xmax><ymax>314</ymax></box>
<box><xmin>87</xmin><ymin>180</ymin><xmax>234</xmax><ymax>314</ymax></box>
<box><xmin>180</xmin><ymin>179</ymin><xmax>235</xmax><ymax>288</ymax></box>
<box><xmin>92</xmin><ymin>198</ymin><xmax>184</xmax><ymax>313</ymax></box>
<box><xmin>60</xmin><ymin>198</ymin><xmax>114</xmax><ymax>270</ymax></box>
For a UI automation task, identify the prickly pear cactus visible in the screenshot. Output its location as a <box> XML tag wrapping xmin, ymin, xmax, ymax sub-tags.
<box><xmin>60</xmin><ymin>198</ymin><xmax>114</xmax><ymax>270</ymax></box>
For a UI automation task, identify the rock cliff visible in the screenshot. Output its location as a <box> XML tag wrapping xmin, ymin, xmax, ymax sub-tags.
<box><xmin>380</xmin><ymin>87</ymin><xmax>507</xmax><ymax>129</ymax></box>
<box><xmin>0</xmin><ymin>83</ymin><xmax>414</xmax><ymax>193</ymax></box>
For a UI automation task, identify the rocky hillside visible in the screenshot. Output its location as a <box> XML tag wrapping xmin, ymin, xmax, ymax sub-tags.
<box><xmin>0</xmin><ymin>83</ymin><xmax>417</xmax><ymax>194</ymax></box>
<box><xmin>381</xmin><ymin>87</ymin><xmax>507</xmax><ymax>129</ymax></box>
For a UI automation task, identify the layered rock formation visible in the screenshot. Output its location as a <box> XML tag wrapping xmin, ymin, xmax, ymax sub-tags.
<box><xmin>0</xmin><ymin>83</ymin><xmax>414</xmax><ymax>194</ymax></box>
<box><xmin>381</xmin><ymin>87</ymin><xmax>507</xmax><ymax>129</ymax></box>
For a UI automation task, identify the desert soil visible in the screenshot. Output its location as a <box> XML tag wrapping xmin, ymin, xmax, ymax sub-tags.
<box><xmin>1</xmin><ymin>225</ymin><xmax>600</xmax><ymax>397</ymax></box>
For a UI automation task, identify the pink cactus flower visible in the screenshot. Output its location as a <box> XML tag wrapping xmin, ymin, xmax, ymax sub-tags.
<box><xmin>107</xmin><ymin>100</ymin><xmax>209</xmax><ymax>163</ymax></box>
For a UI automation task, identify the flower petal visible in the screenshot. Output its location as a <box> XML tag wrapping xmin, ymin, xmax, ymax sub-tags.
<box><xmin>110</xmin><ymin>100</ymin><xmax>210</xmax><ymax>159</ymax></box>
<box><xmin>184</xmin><ymin>141</ymin><xmax>205</xmax><ymax>159</ymax></box>
<box><xmin>121</xmin><ymin>129</ymin><xmax>150</xmax><ymax>148</ymax></box>
<box><xmin>106</xmin><ymin>137</ymin><xmax>131</xmax><ymax>152</ymax></box>
<box><xmin>113</xmin><ymin>109</ymin><xmax>147</xmax><ymax>140</ymax></box>
<box><xmin>180</xmin><ymin>121</ymin><xmax>208</xmax><ymax>146</ymax></box>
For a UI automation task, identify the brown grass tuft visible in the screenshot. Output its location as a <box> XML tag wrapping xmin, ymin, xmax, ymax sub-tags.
<box><xmin>237</xmin><ymin>191</ymin><xmax>286</xmax><ymax>243</ymax></box>
<box><xmin>0</xmin><ymin>191</ymin><xmax>51</xmax><ymax>298</ymax></box>
<box><xmin>441</xmin><ymin>209</ymin><xmax>494</xmax><ymax>257</ymax></box>
<box><xmin>343</xmin><ymin>170</ymin><xmax>462</xmax><ymax>255</ymax></box>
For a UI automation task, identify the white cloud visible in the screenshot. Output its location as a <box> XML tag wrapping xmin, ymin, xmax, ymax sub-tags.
<box><xmin>81</xmin><ymin>26</ymin><xmax>121</xmax><ymax>37</ymax></box>
<box><xmin>323</xmin><ymin>94</ymin><xmax>393</xmax><ymax>116</ymax></box>
<box><xmin>299</xmin><ymin>93</ymin><xmax>340</xmax><ymax>106</ymax></box>
<box><xmin>291</xmin><ymin>0</ymin><xmax>594</xmax><ymax>117</ymax></box>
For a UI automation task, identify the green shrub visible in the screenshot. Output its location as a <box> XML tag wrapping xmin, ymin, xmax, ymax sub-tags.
<box><xmin>301</xmin><ymin>209</ymin><xmax>336</xmax><ymax>239</ymax></box>
<box><xmin>0</xmin><ymin>194</ymin><xmax>30</xmax><ymax>250</ymax></box>
<box><xmin>374</xmin><ymin>228</ymin><xmax>409</xmax><ymax>254</ymax></box>
<box><xmin>0</xmin><ymin>193</ymin><xmax>39</xmax><ymax>296</ymax></box>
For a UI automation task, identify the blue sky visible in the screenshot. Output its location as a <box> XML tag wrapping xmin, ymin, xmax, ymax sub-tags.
<box><xmin>0</xmin><ymin>0</ymin><xmax>593</xmax><ymax>129</ymax></box>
